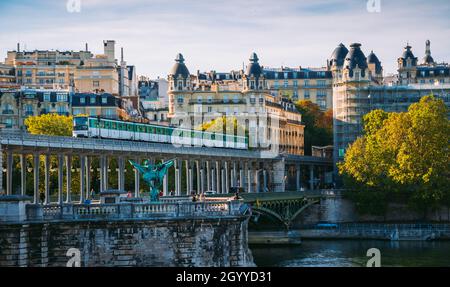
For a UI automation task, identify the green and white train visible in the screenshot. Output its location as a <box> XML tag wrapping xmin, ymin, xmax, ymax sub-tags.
<box><xmin>73</xmin><ymin>116</ymin><xmax>248</xmax><ymax>149</ymax></box>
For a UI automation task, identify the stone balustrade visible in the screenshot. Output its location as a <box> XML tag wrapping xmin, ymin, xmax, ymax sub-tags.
<box><xmin>20</xmin><ymin>199</ymin><xmax>245</xmax><ymax>222</ymax></box>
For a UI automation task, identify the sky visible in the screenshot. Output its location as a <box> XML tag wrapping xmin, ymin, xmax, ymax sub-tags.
<box><xmin>0</xmin><ymin>0</ymin><xmax>449</xmax><ymax>78</ymax></box>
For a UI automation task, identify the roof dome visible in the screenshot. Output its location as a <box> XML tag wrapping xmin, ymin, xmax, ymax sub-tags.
<box><xmin>343</xmin><ymin>43</ymin><xmax>368</xmax><ymax>74</ymax></box>
<box><xmin>367</xmin><ymin>50</ymin><xmax>382</xmax><ymax>74</ymax></box>
<box><xmin>245</xmin><ymin>52</ymin><xmax>262</xmax><ymax>77</ymax></box>
<box><xmin>170</xmin><ymin>53</ymin><xmax>190</xmax><ymax>78</ymax></box>
<box><xmin>422</xmin><ymin>40</ymin><xmax>434</xmax><ymax>65</ymax></box>
<box><xmin>401</xmin><ymin>45</ymin><xmax>415</xmax><ymax>60</ymax></box>
<box><xmin>422</xmin><ymin>54</ymin><xmax>434</xmax><ymax>64</ymax></box>
<box><xmin>329</xmin><ymin>43</ymin><xmax>349</xmax><ymax>67</ymax></box>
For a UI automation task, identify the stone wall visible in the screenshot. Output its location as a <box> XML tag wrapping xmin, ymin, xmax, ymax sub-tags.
<box><xmin>293</xmin><ymin>196</ymin><xmax>450</xmax><ymax>227</ymax></box>
<box><xmin>0</xmin><ymin>217</ymin><xmax>255</xmax><ymax>267</ymax></box>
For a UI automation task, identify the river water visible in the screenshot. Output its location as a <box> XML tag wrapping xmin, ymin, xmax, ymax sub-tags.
<box><xmin>250</xmin><ymin>240</ymin><xmax>450</xmax><ymax>267</ymax></box>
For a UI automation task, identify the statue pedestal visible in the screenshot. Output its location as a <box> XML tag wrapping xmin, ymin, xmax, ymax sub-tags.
<box><xmin>100</xmin><ymin>190</ymin><xmax>127</xmax><ymax>204</ymax></box>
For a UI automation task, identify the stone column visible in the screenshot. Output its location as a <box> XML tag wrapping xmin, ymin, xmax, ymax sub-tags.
<box><xmin>273</xmin><ymin>159</ymin><xmax>286</xmax><ymax>192</ymax></box>
<box><xmin>104</xmin><ymin>157</ymin><xmax>109</xmax><ymax>191</ymax></box>
<box><xmin>239</xmin><ymin>163</ymin><xmax>244</xmax><ymax>188</ymax></box>
<box><xmin>118</xmin><ymin>157</ymin><xmax>125</xmax><ymax>191</ymax></box>
<box><xmin>215</xmin><ymin>161</ymin><xmax>221</xmax><ymax>194</ymax></box>
<box><xmin>79</xmin><ymin>156</ymin><xmax>86</xmax><ymax>203</ymax></box>
<box><xmin>44</xmin><ymin>154</ymin><xmax>50</xmax><ymax>204</ymax></box>
<box><xmin>99</xmin><ymin>156</ymin><xmax>105</xmax><ymax>193</ymax></box>
<box><xmin>185</xmin><ymin>160</ymin><xmax>190</xmax><ymax>195</ymax></box>
<box><xmin>189</xmin><ymin>166</ymin><xmax>193</xmax><ymax>195</ymax></box>
<box><xmin>86</xmin><ymin>156</ymin><xmax>91</xmax><ymax>198</ymax></box>
<box><xmin>65</xmin><ymin>155</ymin><xmax>72</xmax><ymax>203</ymax></box>
<box><xmin>309</xmin><ymin>165</ymin><xmax>314</xmax><ymax>191</ymax></box>
<box><xmin>296</xmin><ymin>164</ymin><xmax>301</xmax><ymax>191</ymax></box>
<box><xmin>230</xmin><ymin>164</ymin><xmax>235</xmax><ymax>190</ymax></box>
<box><xmin>200</xmin><ymin>162</ymin><xmax>205</xmax><ymax>193</ymax></box>
<box><xmin>135</xmin><ymin>157</ymin><xmax>140</xmax><ymax>197</ymax></box>
<box><xmin>224</xmin><ymin>161</ymin><xmax>229</xmax><ymax>193</ymax></box>
<box><xmin>20</xmin><ymin>154</ymin><xmax>26</xmax><ymax>196</ymax></box>
<box><xmin>233</xmin><ymin>162</ymin><xmax>237</xmax><ymax>188</ymax></box>
<box><xmin>247</xmin><ymin>162</ymin><xmax>252</xmax><ymax>193</ymax></box>
<box><xmin>211</xmin><ymin>165</ymin><xmax>216</xmax><ymax>192</ymax></box>
<box><xmin>221</xmin><ymin>168</ymin><xmax>226</xmax><ymax>194</ymax></box>
<box><xmin>33</xmin><ymin>153</ymin><xmax>40</xmax><ymax>204</ymax></box>
<box><xmin>174</xmin><ymin>159</ymin><xmax>180</xmax><ymax>196</ymax></box>
<box><xmin>263</xmin><ymin>169</ymin><xmax>268</xmax><ymax>193</ymax></box>
<box><xmin>206</xmin><ymin>161</ymin><xmax>211</xmax><ymax>191</ymax></box>
<box><xmin>58</xmin><ymin>155</ymin><xmax>64</xmax><ymax>204</ymax></box>
<box><xmin>254</xmin><ymin>164</ymin><xmax>260</xmax><ymax>193</ymax></box>
<box><xmin>196</xmin><ymin>160</ymin><xmax>201</xmax><ymax>194</ymax></box>
<box><xmin>6</xmin><ymin>151</ymin><xmax>13</xmax><ymax>195</ymax></box>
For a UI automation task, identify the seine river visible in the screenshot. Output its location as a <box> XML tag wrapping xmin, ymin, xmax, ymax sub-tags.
<box><xmin>250</xmin><ymin>240</ymin><xmax>450</xmax><ymax>267</ymax></box>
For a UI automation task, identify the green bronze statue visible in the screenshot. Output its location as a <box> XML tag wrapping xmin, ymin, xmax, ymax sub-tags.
<box><xmin>129</xmin><ymin>159</ymin><xmax>175</xmax><ymax>201</ymax></box>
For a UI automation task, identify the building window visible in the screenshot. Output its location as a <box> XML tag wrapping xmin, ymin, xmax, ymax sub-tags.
<box><xmin>273</xmin><ymin>81</ymin><xmax>279</xmax><ymax>88</ymax></box>
<box><xmin>43</xmin><ymin>93</ymin><xmax>51</xmax><ymax>102</ymax></box>
<box><xmin>207</xmin><ymin>96</ymin><xmax>212</xmax><ymax>103</ymax></box>
<box><xmin>293</xmin><ymin>80</ymin><xmax>298</xmax><ymax>87</ymax></box>
<box><xmin>90</xmin><ymin>96</ymin><xmax>96</xmax><ymax>104</ymax></box>
<box><xmin>207</xmin><ymin>106</ymin><xmax>212</xmax><ymax>113</ymax></box>
<box><xmin>233</xmin><ymin>95</ymin><xmax>239</xmax><ymax>103</ymax></box>
<box><xmin>284</xmin><ymin>80</ymin><xmax>288</xmax><ymax>88</ymax></box>
<box><xmin>102</xmin><ymin>97</ymin><xmax>107</xmax><ymax>104</ymax></box>
<box><xmin>197</xmin><ymin>96</ymin><xmax>202</xmax><ymax>104</ymax></box>
<box><xmin>177</xmin><ymin>96</ymin><xmax>183</xmax><ymax>104</ymax></box>
<box><xmin>318</xmin><ymin>80</ymin><xmax>326</xmax><ymax>86</ymax></box>
<box><xmin>57</xmin><ymin>93</ymin><xmax>67</xmax><ymax>102</ymax></box>
<box><xmin>25</xmin><ymin>104</ymin><xmax>33</xmax><ymax>116</ymax></box>
<box><xmin>80</xmin><ymin>97</ymin><xmax>85</xmax><ymax>104</ymax></box>
<box><xmin>284</xmin><ymin>72</ymin><xmax>288</xmax><ymax>79</ymax></box>
<box><xmin>304</xmin><ymin>90</ymin><xmax>310</xmax><ymax>99</ymax></box>
<box><xmin>93</xmin><ymin>80</ymin><xmax>100</xmax><ymax>87</ymax></box>
<box><xmin>304</xmin><ymin>80</ymin><xmax>309</xmax><ymax>87</ymax></box>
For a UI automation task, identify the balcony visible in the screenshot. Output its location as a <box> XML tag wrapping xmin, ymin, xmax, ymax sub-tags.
<box><xmin>188</xmin><ymin>99</ymin><xmax>246</xmax><ymax>105</ymax></box>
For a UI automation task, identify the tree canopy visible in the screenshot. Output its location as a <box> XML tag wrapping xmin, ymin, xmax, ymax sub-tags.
<box><xmin>197</xmin><ymin>115</ymin><xmax>247</xmax><ymax>136</ymax></box>
<box><xmin>338</xmin><ymin>95</ymin><xmax>450</xmax><ymax>215</ymax></box>
<box><xmin>294</xmin><ymin>100</ymin><xmax>333</xmax><ymax>155</ymax></box>
<box><xmin>24</xmin><ymin>113</ymin><xmax>73</xmax><ymax>136</ymax></box>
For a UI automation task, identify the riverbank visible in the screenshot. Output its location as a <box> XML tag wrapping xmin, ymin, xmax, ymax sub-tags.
<box><xmin>249</xmin><ymin>223</ymin><xmax>450</xmax><ymax>244</ymax></box>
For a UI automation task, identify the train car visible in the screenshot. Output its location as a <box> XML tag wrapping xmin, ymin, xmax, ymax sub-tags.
<box><xmin>73</xmin><ymin>116</ymin><xmax>248</xmax><ymax>150</ymax></box>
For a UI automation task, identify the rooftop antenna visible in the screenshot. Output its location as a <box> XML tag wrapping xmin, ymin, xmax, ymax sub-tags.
<box><xmin>85</xmin><ymin>43</ymin><xmax>88</xmax><ymax>52</ymax></box>
<box><xmin>17</xmin><ymin>43</ymin><xmax>20</xmax><ymax>52</ymax></box>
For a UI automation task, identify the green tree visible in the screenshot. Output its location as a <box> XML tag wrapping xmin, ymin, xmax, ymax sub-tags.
<box><xmin>25</xmin><ymin>113</ymin><xmax>73</xmax><ymax>136</ymax></box>
<box><xmin>197</xmin><ymin>115</ymin><xmax>247</xmax><ymax>136</ymax></box>
<box><xmin>294</xmin><ymin>100</ymin><xmax>333</xmax><ymax>155</ymax></box>
<box><xmin>339</xmin><ymin>95</ymin><xmax>450</xmax><ymax>216</ymax></box>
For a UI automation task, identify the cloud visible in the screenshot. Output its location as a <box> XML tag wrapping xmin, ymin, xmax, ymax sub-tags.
<box><xmin>0</xmin><ymin>0</ymin><xmax>449</xmax><ymax>77</ymax></box>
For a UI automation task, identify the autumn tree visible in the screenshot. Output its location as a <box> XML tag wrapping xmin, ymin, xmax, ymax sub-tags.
<box><xmin>339</xmin><ymin>95</ymin><xmax>450</xmax><ymax>216</ymax></box>
<box><xmin>294</xmin><ymin>100</ymin><xmax>333</xmax><ymax>155</ymax></box>
<box><xmin>25</xmin><ymin>113</ymin><xmax>73</xmax><ymax>136</ymax></box>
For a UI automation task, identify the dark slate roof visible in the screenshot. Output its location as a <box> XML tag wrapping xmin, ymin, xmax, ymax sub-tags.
<box><xmin>367</xmin><ymin>51</ymin><xmax>382</xmax><ymax>74</ymax></box>
<box><xmin>416</xmin><ymin>66</ymin><xmax>450</xmax><ymax>77</ymax></box>
<box><xmin>263</xmin><ymin>68</ymin><xmax>331</xmax><ymax>79</ymax></box>
<box><xmin>245</xmin><ymin>52</ymin><xmax>262</xmax><ymax>77</ymax></box>
<box><xmin>399</xmin><ymin>45</ymin><xmax>418</xmax><ymax>66</ymax></box>
<box><xmin>329</xmin><ymin>43</ymin><xmax>349</xmax><ymax>67</ymax></box>
<box><xmin>170</xmin><ymin>53</ymin><xmax>190</xmax><ymax>78</ymax></box>
<box><xmin>343</xmin><ymin>43</ymin><xmax>368</xmax><ymax>76</ymax></box>
<box><xmin>71</xmin><ymin>93</ymin><xmax>120</xmax><ymax>107</ymax></box>
<box><xmin>127</xmin><ymin>65</ymin><xmax>134</xmax><ymax>80</ymax></box>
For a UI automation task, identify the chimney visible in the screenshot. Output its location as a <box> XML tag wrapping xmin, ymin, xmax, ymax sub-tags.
<box><xmin>17</xmin><ymin>43</ymin><xmax>20</xmax><ymax>52</ymax></box>
<box><xmin>85</xmin><ymin>43</ymin><xmax>88</xmax><ymax>52</ymax></box>
<box><xmin>121</xmin><ymin>47</ymin><xmax>124</xmax><ymax>62</ymax></box>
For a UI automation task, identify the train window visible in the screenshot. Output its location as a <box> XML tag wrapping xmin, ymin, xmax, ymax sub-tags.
<box><xmin>112</xmin><ymin>122</ymin><xmax>116</xmax><ymax>129</ymax></box>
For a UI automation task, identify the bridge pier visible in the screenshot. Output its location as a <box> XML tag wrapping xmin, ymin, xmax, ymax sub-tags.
<box><xmin>80</xmin><ymin>156</ymin><xmax>86</xmax><ymax>203</ymax></box>
<box><xmin>86</xmin><ymin>156</ymin><xmax>91</xmax><ymax>198</ymax></box>
<box><xmin>296</xmin><ymin>164</ymin><xmax>301</xmax><ymax>191</ymax></box>
<box><xmin>309</xmin><ymin>165</ymin><xmax>314</xmax><ymax>191</ymax></box>
<box><xmin>44</xmin><ymin>155</ymin><xmax>50</xmax><ymax>204</ymax></box>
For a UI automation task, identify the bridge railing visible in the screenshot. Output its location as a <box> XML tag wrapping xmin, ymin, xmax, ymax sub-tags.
<box><xmin>28</xmin><ymin>200</ymin><xmax>245</xmax><ymax>221</ymax></box>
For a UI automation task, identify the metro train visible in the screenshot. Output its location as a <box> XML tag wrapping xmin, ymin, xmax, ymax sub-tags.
<box><xmin>72</xmin><ymin>116</ymin><xmax>248</xmax><ymax>149</ymax></box>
